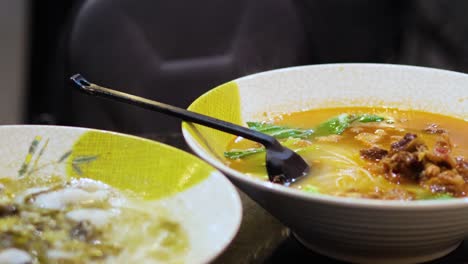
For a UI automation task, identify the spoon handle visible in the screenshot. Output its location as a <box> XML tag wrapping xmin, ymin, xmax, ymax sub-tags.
<box><xmin>70</xmin><ymin>74</ymin><xmax>281</xmax><ymax>149</ymax></box>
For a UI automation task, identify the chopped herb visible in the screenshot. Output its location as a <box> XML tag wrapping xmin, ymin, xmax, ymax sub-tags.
<box><xmin>354</xmin><ymin>114</ymin><xmax>385</xmax><ymax>123</ymax></box>
<box><xmin>314</xmin><ymin>113</ymin><xmax>385</xmax><ymax>136</ymax></box>
<box><xmin>224</xmin><ymin>148</ymin><xmax>265</xmax><ymax>159</ymax></box>
<box><xmin>314</xmin><ymin>113</ymin><xmax>351</xmax><ymax>136</ymax></box>
<box><xmin>417</xmin><ymin>192</ymin><xmax>454</xmax><ymax>200</ymax></box>
<box><xmin>223</xmin><ymin>138</ymin><xmax>309</xmax><ymax>160</ymax></box>
<box><xmin>247</xmin><ymin>122</ymin><xmax>314</xmax><ymax>139</ymax></box>
<box><xmin>224</xmin><ymin>113</ymin><xmax>385</xmax><ymax>160</ymax></box>
<box><xmin>432</xmin><ymin>193</ymin><xmax>454</xmax><ymax>200</ymax></box>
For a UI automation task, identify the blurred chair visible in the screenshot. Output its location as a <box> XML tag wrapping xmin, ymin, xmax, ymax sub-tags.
<box><xmin>66</xmin><ymin>0</ymin><xmax>308</xmax><ymax>135</ymax></box>
<box><xmin>31</xmin><ymin>0</ymin><xmax>468</xmax><ymax>136</ymax></box>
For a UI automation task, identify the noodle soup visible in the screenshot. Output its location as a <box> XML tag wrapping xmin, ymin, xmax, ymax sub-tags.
<box><xmin>0</xmin><ymin>125</ymin><xmax>242</xmax><ymax>264</ymax></box>
<box><xmin>0</xmin><ymin>173</ymin><xmax>188</xmax><ymax>263</ymax></box>
<box><xmin>225</xmin><ymin>107</ymin><xmax>468</xmax><ymax>200</ymax></box>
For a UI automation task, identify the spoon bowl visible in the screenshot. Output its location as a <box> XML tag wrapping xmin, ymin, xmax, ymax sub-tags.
<box><xmin>181</xmin><ymin>63</ymin><xmax>468</xmax><ymax>264</ymax></box>
<box><xmin>70</xmin><ymin>74</ymin><xmax>309</xmax><ymax>185</ymax></box>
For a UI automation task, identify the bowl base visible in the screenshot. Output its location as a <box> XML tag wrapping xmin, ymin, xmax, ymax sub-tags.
<box><xmin>293</xmin><ymin>232</ymin><xmax>461</xmax><ymax>264</ymax></box>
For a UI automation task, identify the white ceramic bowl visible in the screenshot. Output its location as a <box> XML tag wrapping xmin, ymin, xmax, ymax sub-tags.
<box><xmin>0</xmin><ymin>125</ymin><xmax>242</xmax><ymax>263</ymax></box>
<box><xmin>182</xmin><ymin>64</ymin><xmax>468</xmax><ymax>264</ymax></box>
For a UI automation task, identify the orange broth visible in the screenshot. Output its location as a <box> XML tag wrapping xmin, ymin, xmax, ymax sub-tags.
<box><xmin>225</xmin><ymin>107</ymin><xmax>468</xmax><ymax>200</ymax></box>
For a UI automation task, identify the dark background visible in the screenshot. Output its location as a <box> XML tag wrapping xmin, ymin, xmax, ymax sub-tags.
<box><xmin>26</xmin><ymin>0</ymin><xmax>468</xmax><ymax>136</ymax></box>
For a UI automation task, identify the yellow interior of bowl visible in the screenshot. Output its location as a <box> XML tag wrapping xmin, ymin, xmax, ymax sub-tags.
<box><xmin>183</xmin><ymin>81</ymin><xmax>242</xmax><ymax>159</ymax></box>
<box><xmin>66</xmin><ymin>131</ymin><xmax>212</xmax><ymax>200</ymax></box>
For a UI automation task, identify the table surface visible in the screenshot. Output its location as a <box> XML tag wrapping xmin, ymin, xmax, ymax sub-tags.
<box><xmin>143</xmin><ymin>133</ymin><xmax>468</xmax><ymax>264</ymax></box>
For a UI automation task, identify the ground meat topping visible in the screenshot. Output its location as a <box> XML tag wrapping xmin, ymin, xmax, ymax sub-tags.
<box><xmin>390</xmin><ymin>133</ymin><xmax>427</xmax><ymax>153</ymax></box>
<box><xmin>390</xmin><ymin>133</ymin><xmax>417</xmax><ymax>151</ymax></box>
<box><xmin>384</xmin><ymin>150</ymin><xmax>424</xmax><ymax>182</ymax></box>
<box><xmin>360</xmin><ymin>147</ymin><xmax>388</xmax><ymax>161</ymax></box>
<box><xmin>456</xmin><ymin>158</ymin><xmax>468</xmax><ymax>179</ymax></box>
<box><xmin>360</xmin><ymin>132</ymin><xmax>468</xmax><ymax>197</ymax></box>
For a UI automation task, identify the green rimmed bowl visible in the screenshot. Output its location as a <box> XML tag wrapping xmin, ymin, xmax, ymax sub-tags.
<box><xmin>182</xmin><ymin>63</ymin><xmax>468</xmax><ymax>264</ymax></box>
<box><xmin>0</xmin><ymin>125</ymin><xmax>242</xmax><ymax>263</ymax></box>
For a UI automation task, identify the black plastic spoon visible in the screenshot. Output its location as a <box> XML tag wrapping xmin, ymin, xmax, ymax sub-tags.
<box><xmin>70</xmin><ymin>74</ymin><xmax>309</xmax><ymax>185</ymax></box>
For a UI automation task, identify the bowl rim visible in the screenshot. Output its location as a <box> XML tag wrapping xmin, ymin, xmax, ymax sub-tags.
<box><xmin>239</xmin><ymin>62</ymin><xmax>468</xmax><ymax>83</ymax></box>
<box><xmin>0</xmin><ymin>124</ymin><xmax>243</xmax><ymax>263</ymax></box>
<box><xmin>183</xmin><ymin>63</ymin><xmax>468</xmax><ymax>210</ymax></box>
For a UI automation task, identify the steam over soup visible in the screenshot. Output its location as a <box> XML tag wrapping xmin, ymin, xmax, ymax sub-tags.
<box><xmin>225</xmin><ymin>107</ymin><xmax>468</xmax><ymax>200</ymax></box>
<box><xmin>0</xmin><ymin>174</ymin><xmax>188</xmax><ymax>263</ymax></box>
